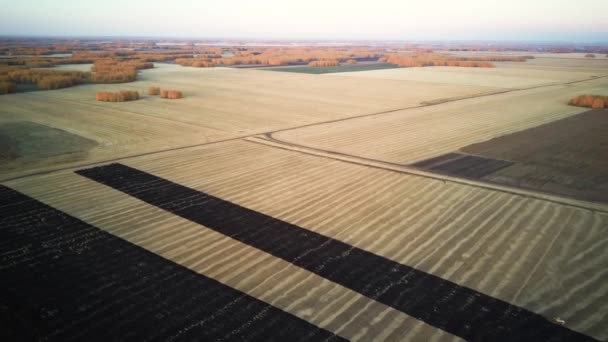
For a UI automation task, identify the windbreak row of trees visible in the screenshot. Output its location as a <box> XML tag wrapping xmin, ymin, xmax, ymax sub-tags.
<box><xmin>95</xmin><ymin>87</ymin><xmax>184</xmax><ymax>102</ymax></box>
<box><xmin>176</xmin><ymin>47</ymin><xmax>382</xmax><ymax>68</ymax></box>
<box><xmin>90</xmin><ymin>59</ymin><xmax>153</xmax><ymax>83</ymax></box>
<box><xmin>160</xmin><ymin>90</ymin><xmax>183</xmax><ymax>99</ymax></box>
<box><xmin>96</xmin><ymin>90</ymin><xmax>140</xmax><ymax>102</ymax></box>
<box><xmin>0</xmin><ymin>67</ymin><xmax>88</xmax><ymax>91</ymax></box>
<box><xmin>569</xmin><ymin>95</ymin><xmax>608</xmax><ymax>109</ymax></box>
<box><xmin>0</xmin><ymin>55</ymin><xmax>159</xmax><ymax>94</ymax></box>
<box><xmin>308</xmin><ymin>59</ymin><xmax>340</xmax><ymax>67</ymax></box>
<box><xmin>380</xmin><ymin>53</ymin><xmax>533</xmax><ymax>68</ymax></box>
<box><xmin>175</xmin><ymin>48</ymin><xmax>534</xmax><ymax>69</ymax></box>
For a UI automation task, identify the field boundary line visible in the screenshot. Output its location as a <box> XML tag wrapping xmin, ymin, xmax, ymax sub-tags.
<box><xmin>246</xmin><ymin>135</ymin><xmax>608</xmax><ymax>214</ymax></box>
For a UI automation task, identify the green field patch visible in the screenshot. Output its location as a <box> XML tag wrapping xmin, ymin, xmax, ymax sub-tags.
<box><xmin>0</xmin><ymin>121</ymin><xmax>98</xmax><ymax>162</ymax></box>
<box><xmin>266</xmin><ymin>63</ymin><xmax>400</xmax><ymax>74</ymax></box>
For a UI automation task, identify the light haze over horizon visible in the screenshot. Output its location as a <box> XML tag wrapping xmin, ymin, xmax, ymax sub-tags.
<box><xmin>1</xmin><ymin>0</ymin><xmax>608</xmax><ymax>42</ymax></box>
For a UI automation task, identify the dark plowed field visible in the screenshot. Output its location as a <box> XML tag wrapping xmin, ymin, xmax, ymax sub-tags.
<box><xmin>75</xmin><ymin>163</ymin><xmax>593</xmax><ymax>341</ymax></box>
<box><xmin>0</xmin><ymin>185</ymin><xmax>341</xmax><ymax>342</ymax></box>
<box><xmin>413</xmin><ymin>153</ymin><xmax>513</xmax><ymax>178</ymax></box>
<box><xmin>461</xmin><ymin>109</ymin><xmax>608</xmax><ymax>202</ymax></box>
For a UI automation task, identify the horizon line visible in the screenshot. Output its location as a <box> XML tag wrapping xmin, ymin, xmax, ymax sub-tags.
<box><xmin>1</xmin><ymin>34</ymin><xmax>608</xmax><ymax>45</ymax></box>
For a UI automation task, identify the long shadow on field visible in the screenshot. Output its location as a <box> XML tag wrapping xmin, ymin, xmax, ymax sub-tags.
<box><xmin>0</xmin><ymin>186</ymin><xmax>341</xmax><ymax>342</ymax></box>
<box><xmin>77</xmin><ymin>163</ymin><xmax>596</xmax><ymax>342</ymax></box>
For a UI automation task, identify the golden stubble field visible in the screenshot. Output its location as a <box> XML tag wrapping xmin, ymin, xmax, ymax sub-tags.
<box><xmin>3</xmin><ymin>57</ymin><xmax>608</xmax><ymax>180</ymax></box>
<box><xmin>2</xmin><ymin>55</ymin><xmax>608</xmax><ymax>340</ymax></box>
<box><xmin>272</xmin><ymin>69</ymin><xmax>608</xmax><ymax>165</ymax></box>
<box><xmin>0</xmin><ymin>63</ymin><xmax>501</xmax><ymax>180</ymax></box>
<box><xmin>6</xmin><ymin>139</ymin><xmax>608</xmax><ymax>341</ymax></box>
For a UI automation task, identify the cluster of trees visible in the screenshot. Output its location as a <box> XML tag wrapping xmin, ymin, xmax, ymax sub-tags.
<box><xmin>37</xmin><ymin>75</ymin><xmax>85</xmax><ymax>90</ymax></box>
<box><xmin>0</xmin><ymin>55</ymin><xmax>159</xmax><ymax>94</ymax></box>
<box><xmin>71</xmin><ymin>51</ymin><xmax>192</xmax><ymax>63</ymax></box>
<box><xmin>453</xmin><ymin>55</ymin><xmax>533</xmax><ymax>62</ymax></box>
<box><xmin>146</xmin><ymin>86</ymin><xmax>184</xmax><ymax>99</ymax></box>
<box><xmin>175</xmin><ymin>58</ymin><xmax>216</xmax><ymax>67</ymax></box>
<box><xmin>160</xmin><ymin>90</ymin><xmax>184</xmax><ymax>99</ymax></box>
<box><xmin>380</xmin><ymin>53</ymin><xmax>533</xmax><ymax>68</ymax></box>
<box><xmin>0</xmin><ymin>58</ymin><xmax>155</xmax><ymax>94</ymax></box>
<box><xmin>5</xmin><ymin>69</ymin><xmax>88</xmax><ymax>90</ymax></box>
<box><xmin>382</xmin><ymin>54</ymin><xmax>494</xmax><ymax>67</ymax></box>
<box><xmin>569</xmin><ymin>95</ymin><xmax>608</xmax><ymax>109</ymax></box>
<box><xmin>176</xmin><ymin>47</ymin><xmax>382</xmax><ymax>68</ymax></box>
<box><xmin>0</xmin><ymin>46</ymin><xmax>73</xmax><ymax>56</ymax></box>
<box><xmin>308</xmin><ymin>59</ymin><xmax>340</xmax><ymax>67</ymax></box>
<box><xmin>1</xmin><ymin>58</ymin><xmax>56</xmax><ymax>67</ymax></box>
<box><xmin>96</xmin><ymin>90</ymin><xmax>140</xmax><ymax>102</ymax></box>
<box><xmin>90</xmin><ymin>59</ymin><xmax>153</xmax><ymax>83</ymax></box>
<box><xmin>585</xmin><ymin>54</ymin><xmax>596</xmax><ymax>58</ymax></box>
<box><xmin>95</xmin><ymin>87</ymin><xmax>184</xmax><ymax>102</ymax></box>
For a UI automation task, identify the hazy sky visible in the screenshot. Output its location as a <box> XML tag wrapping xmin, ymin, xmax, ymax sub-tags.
<box><xmin>1</xmin><ymin>0</ymin><xmax>607</xmax><ymax>42</ymax></box>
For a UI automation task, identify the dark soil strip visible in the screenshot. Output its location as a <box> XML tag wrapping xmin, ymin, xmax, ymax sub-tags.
<box><xmin>411</xmin><ymin>152</ymin><xmax>465</xmax><ymax>168</ymax></box>
<box><xmin>0</xmin><ymin>185</ymin><xmax>342</xmax><ymax>342</ymax></box>
<box><xmin>430</xmin><ymin>154</ymin><xmax>514</xmax><ymax>178</ymax></box>
<box><xmin>77</xmin><ymin>163</ymin><xmax>595</xmax><ymax>342</ymax></box>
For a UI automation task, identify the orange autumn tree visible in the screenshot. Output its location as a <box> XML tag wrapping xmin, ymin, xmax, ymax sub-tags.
<box><xmin>591</xmin><ymin>98</ymin><xmax>606</xmax><ymax>109</ymax></box>
<box><xmin>160</xmin><ymin>90</ymin><xmax>184</xmax><ymax>99</ymax></box>
<box><xmin>96</xmin><ymin>90</ymin><xmax>140</xmax><ymax>102</ymax></box>
<box><xmin>308</xmin><ymin>59</ymin><xmax>340</xmax><ymax>67</ymax></box>
<box><xmin>382</xmin><ymin>53</ymin><xmax>532</xmax><ymax>68</ymax></box>
<box><xmin>177</xmin><ymin>47</ymin><xmax>383</xmax><ymax>68</ymax></box>
<box><xmin>568</xmin><ymin>95</ymin><xmax>608</xmax><ymax>109</ymax></box>
<box><xmin>6</xmin><ymin>69</ymin><xmax>88</xmax><ymax>90</ymax></box>
<box><xmin>148</xmin><ymin>86</ymin><xmax>160</xmax><ymax>95</ymax></box>
<box><xmin>90</xmin><ymin>59</ymin><xmax>153</xmax><ymax>83</ymax></box>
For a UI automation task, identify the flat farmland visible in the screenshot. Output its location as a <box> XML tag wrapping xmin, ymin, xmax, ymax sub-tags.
<box><xmin>496</xmin><ymin>57</ymin><xmax>608</xmax><ymax>76</ymax></box>
<box><xmin>2</xmin><ymin>52</ymin><xmax>608</xmax><ymax>341</ymax></box>
<box><xmin>460</xmin><ymin>109</ymin><xmax>608</xmax><ymax>202</ymax></box>
<box><xmin>271</xmin><ymin>76</ymin><xmax>608</xmax><ymax>165</ymax></box>
<box><xmin>267</xmin><ymin>63</ymin><xmax>400</xmax><ymax>74</ymax></box>
<box><xmin>331</xmin><ymin>61</ymin><xmax>608</xmax><ymax>88</ymax></box>
<box><xmin>5</xmin><ymin>140</ymin><xmax>607</xmax><ymax>340</ymax></box>
<box><xmin>0</xmin><ymin>63</ymin><xmax>499</xmax><ymax>180</ymax></box>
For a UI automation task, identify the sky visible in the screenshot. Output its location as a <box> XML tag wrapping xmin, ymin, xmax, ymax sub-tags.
<box><xmin>1</xmin><ymin>0</ymin><xmax>607</xmax><ymax>42</ymax></box>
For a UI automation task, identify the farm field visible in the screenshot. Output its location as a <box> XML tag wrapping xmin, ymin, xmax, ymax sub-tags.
<box><xmin>4</xmin><ymin>139</ymin><xmax>608</xmax><ymax>341</ymax></box>
<box><xmin>271</xmin><ymin>75</ymin><xmax>608</xmax><ymax>165</ymax></box>
<box><xmin>267</xmin><ymin>63</ymin><xmax>400</xmax><ymax>74</ymax></box>
<box><xmin>2</xmin><ymin>51</ymin><xmax>608</xmax><ymax>341</ymax></box>
<box><xmin>0</xmin><ymin>63</ymin><xmax>500</xmax><ymax>180</ymax></box>
<box><xmin>458</xmin><ymin>109</ymin><xmax>608</xmax><ymax>202</ymax></box>
<box><xmin>331</xmin><ymin>61</ymin><xmax>608</xmax><ymax>88</ymax></box>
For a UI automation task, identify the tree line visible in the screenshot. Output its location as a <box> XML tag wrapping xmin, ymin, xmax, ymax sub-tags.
<box><xmin>569</xmin><ymin>95</ymin><xmax>608</xmax><ymax>109</ymax></box>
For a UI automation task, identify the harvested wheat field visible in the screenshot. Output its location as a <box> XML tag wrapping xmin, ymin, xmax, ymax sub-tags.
<box><xmin>272</xmin><ymin>75</ymin><xmax>608</xmax><ymax>165</ymax></box>
<box><xmin>0</xmin><ymin>63</ymin><xmax>499</xmax><ymax>180</ymax></box>
<box><xmin>331</xmin><ymin>57</ymin><xmax>608</xmax><ymax>88</ymax></box>
<box><xmin>3</xmin><ymin>139</ymin><xmax>607</xmax><ymax>341</ymax></box>
<box><xmin>2</xmin><ymin>52</ymin><xmax>608</xmax><ymax>341</ymax></box>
